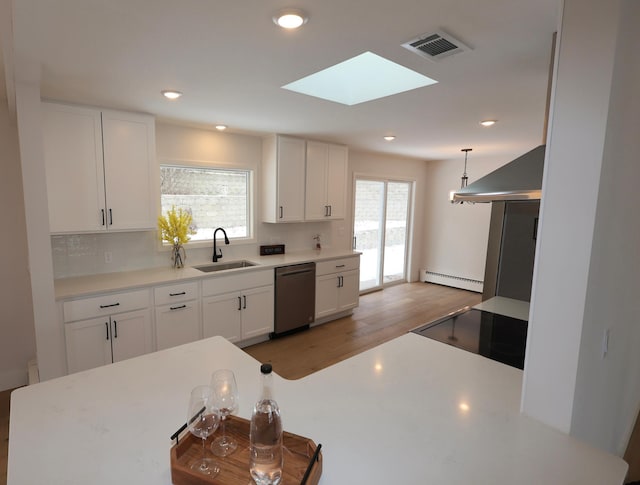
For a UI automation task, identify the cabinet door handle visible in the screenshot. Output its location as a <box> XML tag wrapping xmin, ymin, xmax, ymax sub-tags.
<box><xmin>353</xmin><ymin>236</ymin><xmax>357</xmax><ymax>249</ymax></box>
<box><xmin>113</xmin><ymin>320</ymin><xmax>118</xmax><ymax>338</ymax></box>
<box><xmin>105</xmin><ymin>322</ymin><xmax>109</xmax><ymax>340</ymax></box>
<box><xmin>170</xmin><ymin>304</ymin><xmax>187</xmax><ymax>311</ymax></box>
<box><xmin>99</xmin><ymin>302</ymin><xmax>120</xmax><ymax>309</ymax></box>
<box><xmin>328</xmin><ymin>205</ymin><xmax>332</xmax><ymax>217</ymax></box>
<box><xmin>109</xmin><ymin>208</ymin><xmax>113</xmax><ymax>225</ymax></box>
<box><xmin>238</xmin><ymin>296</ymin><xmax>242</xmax><ymax>311</ymax></box>
<box><xmin>169</xmin><ymin>291</ymin><xmax>186</xmax><ymax>296</ymax></box>
<box><xmin>101</xmin><ymin>209</ymin><xmax>105</xmax><ymax>226</ymax></box>
<box><xmin>243</xmin><ymin>295</ymin><xmax>247</xmax><ymax>309</ymax></box>
<box><xmin>279</xmin><ymin>206</ymin><xmax>283</xmax><ymax>219</ymax></box>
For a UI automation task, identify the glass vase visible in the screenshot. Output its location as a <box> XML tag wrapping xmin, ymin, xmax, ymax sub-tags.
<box><xmin>172</xmin><ymin>244</ymin><xmax>186</xmax><ymax>268</ymax></box>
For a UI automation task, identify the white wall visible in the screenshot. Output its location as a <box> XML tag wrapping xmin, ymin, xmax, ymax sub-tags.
<box><xmin>0</xmin><ymin>97</ymin><xmax>36</xmax><ymax>391</ymax></box>
<box><xmin>14</xmin><ymin>82</ymin><xmax>64</xmax><ymax>380</ymax></box>
<box><xmin>422</xmin><ymin>153</ymin><xmax>519</xmax><ymax>283</ymax></box>
<box><xmin>522</xmin><ymin>0</ymin><xmax>617</xmax><ymax>434</ymax></box>
<box><xmin>522</xmin><ymin>0</ymin><xmax>640</xmax><ymax>455</ymax></box>
<box><xmin>569</xmin><ymin>0</ymin><xmax>640</xmax><ymax>455</ymax></box>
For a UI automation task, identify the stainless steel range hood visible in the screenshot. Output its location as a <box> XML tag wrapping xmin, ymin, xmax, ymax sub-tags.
<box><xmin>452</xmin><ymin>145</ymin><xmax>546</xmax><ymax>203</ymax></box>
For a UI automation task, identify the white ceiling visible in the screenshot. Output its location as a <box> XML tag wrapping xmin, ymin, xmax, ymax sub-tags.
<box><xmin>8</xmin><ymin>0</ymin><xmax>559</xmax><ymax>162</ymax></box>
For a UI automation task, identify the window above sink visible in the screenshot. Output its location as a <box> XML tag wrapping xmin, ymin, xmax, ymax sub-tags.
<box><xmin>160</xmin><ymin>164</ymin><xmax>256</xmax><ymax>247</ymax></box>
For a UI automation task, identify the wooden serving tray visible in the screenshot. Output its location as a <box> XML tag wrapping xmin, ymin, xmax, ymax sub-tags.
<box><xmin>170</xmin><ymin>415</ymin><xmax>322</xmax><ymax>485</ymax></box>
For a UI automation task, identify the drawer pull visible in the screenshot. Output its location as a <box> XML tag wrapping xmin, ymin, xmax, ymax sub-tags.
<box><xmin>169</xmin><ymin>291</ymin><xmax>186</xmax><ymax>296</ymax></box>
<box><xmin>99</xmin><ymin>302</ymin><xmax>120</xmax><ymax>309</ymax></box>
<box><xmin>335</xmin><ymin>264</ymin><xmax>346</xmax><ymax>268</ymax></box>
<box><xmin>170</xmin><ymin>304</ymin><xmax>187</xmax><ymax>311</ymax></box>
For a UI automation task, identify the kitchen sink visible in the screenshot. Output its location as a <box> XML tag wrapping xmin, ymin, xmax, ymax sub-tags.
<box><xmin>193</xmin><ymin>260</ymin><xmax>259</xmax><ymax>273</ymax></box>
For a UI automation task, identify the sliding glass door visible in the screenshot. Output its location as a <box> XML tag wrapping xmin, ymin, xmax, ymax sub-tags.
<box><xmin>353</xmin><ymin>178</ymin><xmax>412</xmax><ymax>293</ymax></box>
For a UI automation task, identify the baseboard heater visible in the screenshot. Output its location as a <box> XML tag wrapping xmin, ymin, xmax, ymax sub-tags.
<box><xmin>420</xmin><ymin>270</ymin><xmax>483</xmax><ymax>293</ymax></box>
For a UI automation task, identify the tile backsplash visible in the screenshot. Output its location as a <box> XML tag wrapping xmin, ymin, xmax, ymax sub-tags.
<box><xmin>51</xmin><ymin>221</ymin><xmax>348</xmax><ymax>279</ymax></box>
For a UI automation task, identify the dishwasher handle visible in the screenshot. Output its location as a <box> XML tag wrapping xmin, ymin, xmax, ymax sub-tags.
<box><xmin>276</xmin><ymin>263</ymin><xmax>316</xmax><ymax>278</ymax></box>
<box><xmin>279</xmin><ymin>268</ymin><xmax>313</xmax><ymax>277</ymax></box>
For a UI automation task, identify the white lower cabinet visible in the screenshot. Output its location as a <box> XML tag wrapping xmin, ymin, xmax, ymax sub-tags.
<box><xmin>61</xmin><ymin>256</ymin><xmax>358</xmax><ymax>374</ymax></box>
<box><xmin>315</xmin><ymin>256</ymin><xmax>360</xmax><ymax>319</ymax></box>
<box><xmin>63</xmin><ymin>289</ymin><xmax>152</xmax><ymax>374</ymax></box>
<box><xmin>202</xmin><ymin>270</ymin><xmax>274</xmax><ymax>344</ymax></box>
<box><xmin>153</xmin><ymin>282</ymin><xmax>201</xmax><ymax>351</ymax></box>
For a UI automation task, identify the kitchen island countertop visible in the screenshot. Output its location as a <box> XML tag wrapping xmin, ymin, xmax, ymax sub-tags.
<box><xmin>54</xmin><ymin>249</ymin><xmax>360</xmax><ymax>300</ymax></box>
<box><xmin>8</xmin><ymin>333</ymin><xmax>627</xmax><ymax>484</ymax></box>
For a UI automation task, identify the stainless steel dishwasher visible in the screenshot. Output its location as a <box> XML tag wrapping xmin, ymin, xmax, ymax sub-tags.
<box><xmin>273</xmin><ymin>262</ymin><xmax>316</xmax><ymax>336</ymax></box>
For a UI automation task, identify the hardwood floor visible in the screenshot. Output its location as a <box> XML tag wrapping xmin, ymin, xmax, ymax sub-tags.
<box><xmin>1</xmin><ymin>388</ymin><xmax>11</xmax><ymax>485</ymax></box>
<box><xmin>243</xmin><ymin>281</ymin><xmax>481</xmax><ymax>380</ymax></box>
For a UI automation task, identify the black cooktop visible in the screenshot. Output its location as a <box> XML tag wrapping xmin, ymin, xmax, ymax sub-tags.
<box><xmin>412</xmin><ymin>308</ymin><xmax>528</xmax><ymax>369</ymax></box>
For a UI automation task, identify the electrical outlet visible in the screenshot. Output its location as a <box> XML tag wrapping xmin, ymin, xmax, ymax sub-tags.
<box><xmin>104</xmin><ymin>251</ymin><xmax>112</xmax><ymax>264</ymax></box>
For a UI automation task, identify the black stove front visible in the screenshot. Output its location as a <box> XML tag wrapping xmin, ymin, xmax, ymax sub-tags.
<box><xmin>412</xmin><ymin>308</ymin><xmax>528</xmax><ymax>369</ymax></box>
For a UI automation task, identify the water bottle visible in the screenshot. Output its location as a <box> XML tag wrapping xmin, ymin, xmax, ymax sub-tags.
<box><xmin>249</xmin><ymin>363</ymin><xmax>283</xmax><ymax>485</ymax></box>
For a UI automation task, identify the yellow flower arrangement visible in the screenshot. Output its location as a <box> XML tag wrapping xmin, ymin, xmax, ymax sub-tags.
<box><xmin>158</xmin><ymin>206</ymin><xmax>196</xmax><ymax>246</ymax></box>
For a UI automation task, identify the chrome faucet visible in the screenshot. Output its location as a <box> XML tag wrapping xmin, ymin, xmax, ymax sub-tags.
<box><xmin>212</xmin><ymin>227</ymin><xmax>229</xmax><ymax>262</ymax></box>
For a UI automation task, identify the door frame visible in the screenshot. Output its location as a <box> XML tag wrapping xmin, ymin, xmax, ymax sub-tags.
<box><xmin>351</xmin><ymin>173</ymin><xmax>415</xmax><ymax>294</ymax></box>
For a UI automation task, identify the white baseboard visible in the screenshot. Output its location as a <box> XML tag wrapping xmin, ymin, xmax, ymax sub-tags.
<box><xmin>420</xmin><ymin>270</ymin><xmax>483</xmax><ymax>293</ymax></box>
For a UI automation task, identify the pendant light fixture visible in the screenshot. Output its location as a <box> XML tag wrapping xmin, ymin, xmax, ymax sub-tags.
<box><xmin>450</xmin><ymin>148</ymin><xmax>472</xmax><ymax>204</ymax></box>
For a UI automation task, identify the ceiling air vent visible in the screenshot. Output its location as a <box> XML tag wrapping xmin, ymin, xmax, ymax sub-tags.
<box><xmin>402</xmin><ymin>30</ymin><xmax>471</xmax><ymax>62</ymax></box>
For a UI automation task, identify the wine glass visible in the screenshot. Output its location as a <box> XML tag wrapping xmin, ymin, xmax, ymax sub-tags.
<box><xmin>210</xmin><ymin>369</ymin><xmax>239</xmax><ymax>457</ymax></box>
<box><xmin>187</xmin><ymin>385</ymin><xmax>220</xmax><ymax>476</ymax></box>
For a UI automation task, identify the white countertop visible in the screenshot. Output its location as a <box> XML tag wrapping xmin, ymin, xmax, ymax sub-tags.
<box><xmin>473</xmin><ymin>296</ymin><xmax>531</xmax><ymax>321</ymax></box>
<box><xmin>8</xmin><ymin>334</ymin><xmax>627</xmax><ymax>484</ymax></box>
<box><xmin>54</xmin><ymin>249</ymin><xmax>360</xmax><ymax>300</ymax></box>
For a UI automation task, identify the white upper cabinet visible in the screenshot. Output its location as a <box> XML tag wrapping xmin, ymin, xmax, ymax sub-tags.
<box><xmin>305</xmin><ymin>141</ymin><xmax>348</xmax><ymax>221</ymax></box>
<box><xmin>101</xmin><ymin>109</ymin><xmax>157</xmax><ymax>231</ymax></box>
<box><xmin>262</xmin><ymin>135</ymin><xmax>306</xmax><ymax>223</ymax></box>
<box><xmin>42</xmin><ymin>103</ymin><xmax>105</xmax><ymax>233</ymax></box>
<box><xmin>42</xmin><ymin>102</ymin><xmax>157</xmax><ymax>233</ymax></box>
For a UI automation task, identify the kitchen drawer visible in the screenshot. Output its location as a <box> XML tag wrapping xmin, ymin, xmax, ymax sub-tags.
<box><xmin>153</xmin><ymin>281</ymin><xmax>199</xmax><ymax>306</ymax></box>
<box><xmin>201</xmin><ymin>269</ymin><xmax>273</xmax><ymax>297</ymax></box>
<box><xmin>315</xmin><ymin>256</ymin><xmax>360</xmax><ymax>276</ymax></box>
<box><xmin>63</xmin><ymin>289</ymin><xmax>150</xmax><ymax>323</ymax></box>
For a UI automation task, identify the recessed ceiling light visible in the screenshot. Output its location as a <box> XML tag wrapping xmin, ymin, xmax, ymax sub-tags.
<box><xmin>161</xmin><ymin>90</ymin><xmax>183</xmax><ymax>100</ymax></box>
<box><xmin>215</xmin><ymin>125</ymin><xmax>227</xmax><ymax>131</ymax></box>
<box><xmin>383</xmin><ymin>135</ymin><xmax>396</xmax><ymax>141</ymax></box>
<box><xmin>480</xmin><ymin>120</ymin><xmax>497</xmax><ymax>127</ymax></box>
<box><xmin>273</xmin><ymin>9</ymin><xmax>308</xmax><ymax>29</ymax></box>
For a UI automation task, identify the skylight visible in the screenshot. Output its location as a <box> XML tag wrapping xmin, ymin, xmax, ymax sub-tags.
<box><xmin>282</xmin><ymin>51</ymin><xmax>437</xmax><ymax>106</ymax></box>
